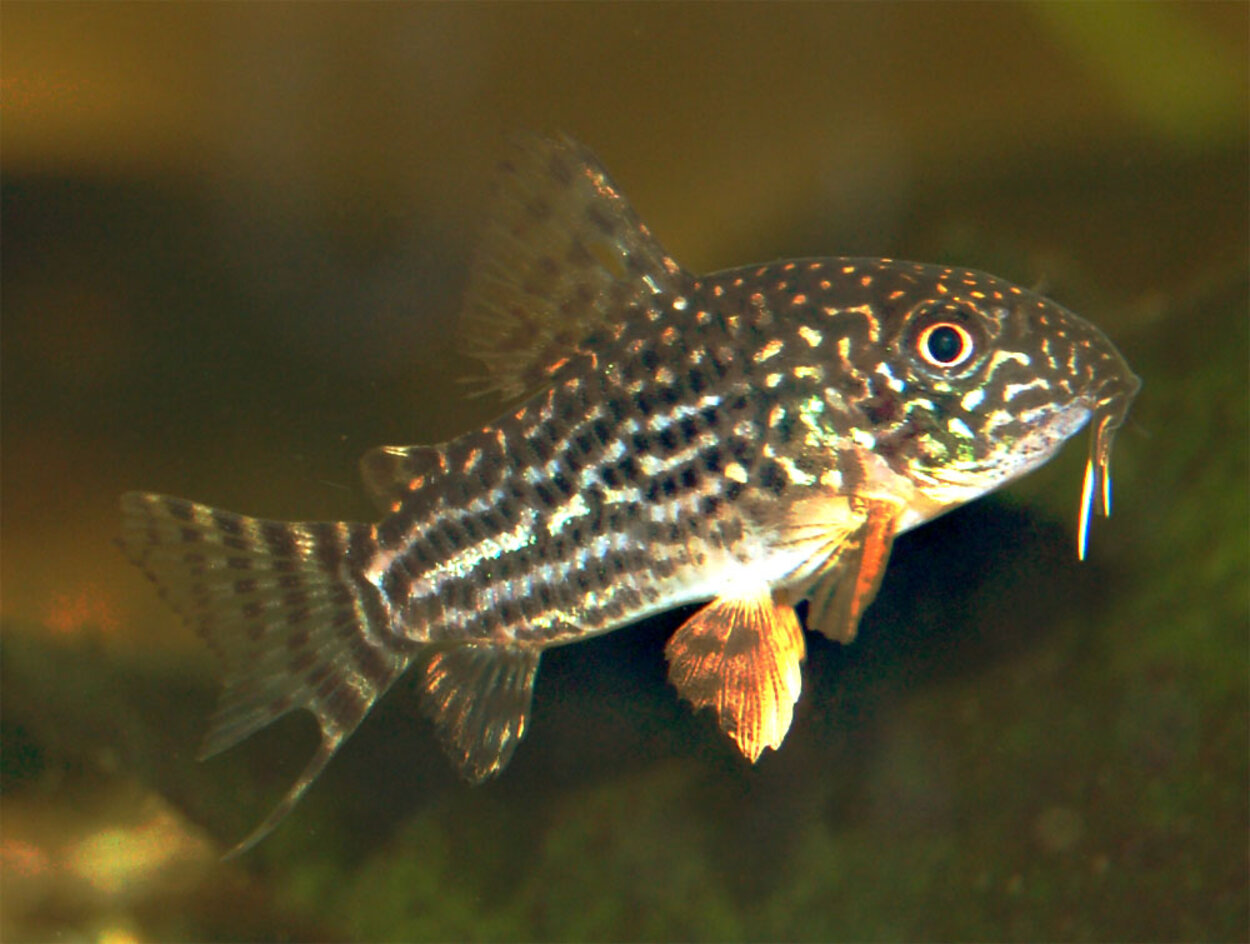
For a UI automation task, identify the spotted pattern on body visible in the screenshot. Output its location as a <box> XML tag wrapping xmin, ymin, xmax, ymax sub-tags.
<box><xmin>121</xmin><ymin>134</ymin><xmax>1139</xmax><ymax>854</ymax></box>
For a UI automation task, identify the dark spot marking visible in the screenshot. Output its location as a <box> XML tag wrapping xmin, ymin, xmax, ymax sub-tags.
<box><xmin>165</xmin><ymin>498</ymin><xmax>194</xmax><ymax>522</ymax></box>
<box><xmin>262</xmin><ymin>522</ymin><xmax>296</xmax><ymax>557</ymax></box>
<box><xmin>439</xmin><ymin>520</ymin><xmax>466</xmax><ymax>553</ymax></box>
<box><xmin>306</xmin><ymin>664</ymin><xmax>332</xmax><ymax>690</ymax></box>
<box><xmin>587</xmin><ymin>206</ymin><xmax>617</xmax><ymax>236</ymax></box>
<box><xmin>758</xmin><ymin>460</ymin><xmax>788</xmax><ymax>496</ymax></box>
<box><xmin>551</xmin><ymin>472</ymin><xmax>574</xmax><ymax>498</ymax></box>
<box><xmin>862</xmin><ymin>393</ymin><xmax>900</xmax><ymax>426</ymax></box>
<box><xmin>529</xmin><ymin>434</ymin><xmax>555</xmax><ymax>464</ymax></box>
<box><xmin>382</xmin><ymin>568</ymin><xmax>410</xmax><ymax>605</ymax></box>
<box><xmin>213</xmin><ymin>510</ymin><xmax>242</xmax><ymax>535</ymax></box>
<box><xmin>499</xmin><ymin>600</ymin><xmax>522</xmax><ymax>626</ymax></box>
<box><xmin>351</xmin><ymin>640</ymin><xmax>392</xmax><ymax>688</ymax></box>
<box><xmin>322</xmin><ymin>682</ymin><xmax>367</xmax><ymax>729</ymax></box>
<box><xmin>350</xmin><ymin>528</ymin><xmax>375</xmax><ymax>562</ymax></box>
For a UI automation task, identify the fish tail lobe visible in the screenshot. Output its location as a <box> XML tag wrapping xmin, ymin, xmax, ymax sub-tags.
<box><xmin>119</xmin><ymin>491</ymin><xmax>409</xmax><ymax>855</ymax></box>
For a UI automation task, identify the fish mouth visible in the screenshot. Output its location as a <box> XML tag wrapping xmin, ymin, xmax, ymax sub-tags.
<box><xmin>1076</xmin><ymin>372</ymin><xmax>1141</xmax><ymax>560</ymax></box>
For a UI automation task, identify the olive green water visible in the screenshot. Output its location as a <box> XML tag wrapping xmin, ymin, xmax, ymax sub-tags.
<box><xmin>3</xmin><ymin>4</ymin><xmax>1246</xmax><ymax>941</ymax></box>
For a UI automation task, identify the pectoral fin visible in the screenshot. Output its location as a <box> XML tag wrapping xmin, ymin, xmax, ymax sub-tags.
<box><xmin>802</xmin><ymin>497</ymin><xmax>901</xmax><ymax>644</ymax></box>
<box><xmin>665</xmin><ymin>590</ymin><xmax>805</xmax><ymax>762</ymax></box>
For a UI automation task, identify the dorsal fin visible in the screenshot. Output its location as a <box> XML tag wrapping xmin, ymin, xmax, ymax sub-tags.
<box><xmin>419</xmin><ymin>644</ymin><xmax>542</xmax><ymax>781</ymax></box>
<box><xmin>460</xmin><ymin>134</ymin><xmax>689</xmax><ymax>399</ymax></box>
<box><xmin>359</xmin><ymin>445</ymin><xmax>444</xmax><ymax>515</ymax></box>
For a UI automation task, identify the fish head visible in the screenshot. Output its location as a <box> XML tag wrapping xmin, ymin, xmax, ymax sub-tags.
<box><xmin>845</xmin><ymin>262</ymin><xmax>1140</xmax><ymax>554</ymax></box>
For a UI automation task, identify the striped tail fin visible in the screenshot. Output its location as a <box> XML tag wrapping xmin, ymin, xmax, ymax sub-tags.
<box><xmin>119</xmin><ymin>492</ymin><xmax>412</xmax><ymax>856</ymax></box>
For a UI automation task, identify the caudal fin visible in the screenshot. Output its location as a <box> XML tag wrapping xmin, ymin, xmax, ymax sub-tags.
<box><xmin>119</xmin><ymin>492</ymin><xmax>411</xmax><ymax>855</ymax></box>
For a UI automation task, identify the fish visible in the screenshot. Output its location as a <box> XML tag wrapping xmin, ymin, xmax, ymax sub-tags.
<box><xmin>120</xmin><ymin>134</ymin><xmax>1140</xmax><ymax>855</ymax></box>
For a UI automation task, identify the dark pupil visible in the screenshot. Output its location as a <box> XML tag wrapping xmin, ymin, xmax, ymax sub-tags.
<box><xmin>927</xmin><ymin>325</ymin><xmax>963</xmax><ymax>364</ymax></box>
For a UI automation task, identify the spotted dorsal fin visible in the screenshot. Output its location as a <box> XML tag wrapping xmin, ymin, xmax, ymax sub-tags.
<box><xmin>359</xmin><ymin>444</ymin><xmax>445</xmax><ymax>515</ymax></box>
<box><xmin>419</xmin><ymin>644</ymin><xmax>542</xmax><ymax>781</ymax></box>
<box><xmin>460</xmin><ymin>134</ymin><xmax>688</xmax><ymax>399</ymax></box>
<box><xmin>665</xmin><ymin>589</ymin><xmax>806</xmax><ymax>762</ymax></box>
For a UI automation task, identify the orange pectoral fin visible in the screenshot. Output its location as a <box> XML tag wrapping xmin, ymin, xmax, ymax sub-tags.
<box><xmin>665</xmin><ymin>590</ymin><xmax>805</xmax><ymax>762</ymax></box>
<box><xmin>804</xmin><ymin>497</ymin><xmax>901</xmax><ymax>644</ymax></box>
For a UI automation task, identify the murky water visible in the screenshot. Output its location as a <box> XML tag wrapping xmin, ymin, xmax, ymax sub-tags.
<box><xmin>3</xmin><ymin>5</ymin><xmax>1246</xmax><ymax>940</ymax></box>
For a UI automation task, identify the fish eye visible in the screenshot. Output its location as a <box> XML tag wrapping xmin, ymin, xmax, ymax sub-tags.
<box><xmin>917</xmin><ymin>322</ymin><xmax>975</xmax><ymax>368</ymax></box>
<box><xmin>901</xmin><ymin>302</ymin><xmax>987</xmax><ymax>378</ymax></box>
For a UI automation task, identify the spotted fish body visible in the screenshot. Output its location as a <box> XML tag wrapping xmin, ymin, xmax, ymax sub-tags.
<box><xmin>121</xmin><ymin>135</ymin><xmax>1139</xmax><ymax>854</ymax></box>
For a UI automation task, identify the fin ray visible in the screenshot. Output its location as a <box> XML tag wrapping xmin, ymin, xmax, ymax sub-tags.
<box><xmin>782</xmin><ymin>493</ymin><xmax>901</xmax><ymax>644</ymax></box>
<box><xmin>460</xmin><ymin>134</ymin><xmax>688</xmax><ymax>399</ymax></box>
<box><xmin>359</xmin><ymin>444</ymin><xmax>445</xmax><ymax>515</ymax></box>
<box><xmin>419</xmin><ymin>644</ymin><xmax>542</xmax><ymax>781</ymax></box>
<box><xmin>119</xmin><ymin>492</ymin><xmax>410</xmax><ymax>854</ymax></box>
<box><xmin>665</xmin><ymin>591</ymin><xmax>805</xmax><ymax>762</ymax></box>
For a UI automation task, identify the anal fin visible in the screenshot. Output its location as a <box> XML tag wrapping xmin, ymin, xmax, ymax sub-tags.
<box><xmin>419</xmin><ymin>645</ymin><xmax>542</xmax><ymax>781</ymax></box>
<box><xmin>665</xmin><ymin>591</ymin><xmax>805</xmax><ymax>762</ymax></box>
